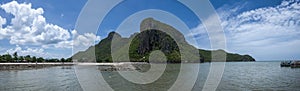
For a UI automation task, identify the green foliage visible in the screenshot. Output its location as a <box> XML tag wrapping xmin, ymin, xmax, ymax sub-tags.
<box><xmin>66</xmin><ymin>58</ymin><xmax>72</xmax><ymax>62</ymax></box>
<box><xmin>60</xmin><ymin>58</ymin><xmax>66</xmax><ymax>62</ymax></box>
<box><xmin>4</xmin><ymin>53</ymin><xmax>13</xmax><ymax>62</ymax></box>
<box><xmin>45</xmin><ymin>58</ymin><xmax>59</xmax><ymax>62</ymax></box>
<box><xmin>128</xmin><ymin>29</ymin><xmax>182</xmax><ymax>63</ymax></box>
<box><xmin>0</xmin><ymin>55</ymin><xmax>5</xmax><ymax>62</ymax></box>
<box><xmin>199</xmin><ymin>49</ymin><xmax>255</xmax><ymax>62</ymax></box>
<box><xmin>37</xmin><ymin>57</ymin><xmax>44</xmax><ymax>62</ymax></box>
<box><xmin>19</xmin><ymin>56</ymin><xmax>24</xmax><ymax>61</ymax></box>
<box><xmin>25</xmin><ymin>55</ymin><xmax>31</xmax><ymax>62</ymax></box>
<box><xmin>32</xmin><ymin>56</ymin><xmax>37</xmax><ymax>62</ymax></box>
<box><xmin>13</xmin><ymin>52</ymin><xmax>18</xmax><ymax>61</ymax></box>
<box><xmin>0</xmin><ymin>52</ymin><xmax>70</xmax><ymax>63</ymax></box>
<box><xmin>72</xmin><ymin>18</ymin><xmax>255</xmax><ymax>63</ymax></box>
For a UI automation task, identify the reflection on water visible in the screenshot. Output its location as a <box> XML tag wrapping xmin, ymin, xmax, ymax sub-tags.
<box><xmin>0</xmin><ymin>62</ymin><xmax>299</xmax><ymax>91</ymax></box>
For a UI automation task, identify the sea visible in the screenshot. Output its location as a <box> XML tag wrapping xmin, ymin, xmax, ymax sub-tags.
<box><xmin>0</xmin><ymin>62</ymin><xmax>299</xmax><ymax>91</ymax></box>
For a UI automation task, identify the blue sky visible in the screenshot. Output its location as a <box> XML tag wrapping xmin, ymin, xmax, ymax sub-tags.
<box><xmin>0</xmin><ymin>0</ymin><xmax>299</xmax><ymax>61</ymax></box>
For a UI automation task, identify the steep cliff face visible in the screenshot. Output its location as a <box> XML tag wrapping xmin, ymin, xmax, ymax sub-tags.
<box><xmin>129</xmin><ymin>29</ymin><xmax>182</xmax><ymax>63</ymax></box>
<box><xmin>133</xmin><ymin>18</ymin><xmax>199</xmax><ymax>63</ymax></box>
<box><xmin>72</xmin><ymin>18</ymin><xmax>255</xmax><ymax>63</ymax></box>
<box><xmin>136</xmin><ymin>29</ymin><xmax>179</xmax><ymax>55</ymax></box>
<box><xmin>140</xmin><ymin>18</ymin><xmax>186</xmax><ymax>43</ymax></box>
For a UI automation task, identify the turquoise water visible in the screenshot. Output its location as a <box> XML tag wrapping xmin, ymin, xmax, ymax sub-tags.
<box><xmin>0</xmin><ymin>62</ymin><xmax>299</xmax><ymax>91</ymax></box>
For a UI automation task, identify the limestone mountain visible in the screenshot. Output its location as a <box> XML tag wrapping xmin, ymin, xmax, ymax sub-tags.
<box><xmin>72</xmin><ymin>18</ymin><xmax>255</xmax><ymax>63</ymax></box>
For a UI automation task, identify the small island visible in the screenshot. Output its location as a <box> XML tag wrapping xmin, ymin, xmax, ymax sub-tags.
<box><xmin>72</xmin><ymin>18</ymin><xmax>255</xmax><ymax>63</ymax></box>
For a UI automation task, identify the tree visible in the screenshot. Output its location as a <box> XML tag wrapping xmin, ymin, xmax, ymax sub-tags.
<box><xmin>4</xmin><ymin>53</ymin><xmax>12</xmax><ymax>62</ymax></box>
<box><xmin>44</xmin><ymin>59</ymin><xmax>49</xmax><ymax>62</ymax></box>
<box><xmin>32</xmin><ymin>56</ymin><xmax>37</xmax><ymax>63</ymax></box>
<box><xmin>52</xmin><ymin>59</ymin><xmax>59</xmax><ymax>62</ymax></box>
<box><xmin>60</xmin><ymin>58</ymin><xmax>66</xmax><ymax>62</ymax></box>
<box><xmin>46</xmin><ymin>58</ymin><xmax>59</xmax><ymax>62</ymax></box>
<box><xmin>19</xmin><ymin>56</ymin><xmax>24</xmax><ymax>62</ymax></box>
<box><xmin>25</xmin><ymin>55</ymin><xmax>31</xmax><ymax>62</ymax></box>
<box><xmin>37</xmin><ymin>57</ymin><xmax>44</xmax><ymax>62</ymax></box>
<box><xmin>0</xmin><ymin>55</ymin><xmax>4</xmax><ymax>62</ymax></box>
<box><xmin>55</xmin><ymin>59</ymin><xmax>60</xmax><ymax>62</ymax></box>
<box><xmin>13</xmin><ymin>52</ymin><xmax>18</xmax><ymax>62</ymax></box>
<box><xmin>66</xmin><ymin>58</ymin><xmax>72</xmax><ymax>62</ymax></box>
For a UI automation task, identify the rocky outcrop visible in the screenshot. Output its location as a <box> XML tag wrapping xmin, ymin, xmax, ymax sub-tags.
<box><xmin>72</xmin><ymin>18</ymin><xmax>255</xmax><ymax>63</ymax></box>
<box><xmin>140</xmin><ymin>18</ymin><xmax>186</xmax><ymax>43</ymax></box>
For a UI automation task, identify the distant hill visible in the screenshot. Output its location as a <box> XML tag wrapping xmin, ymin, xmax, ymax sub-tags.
<box><xmin>72</xmin><ymin>18</ymin><xmax>255</xmax><ymax>63</ymax></box>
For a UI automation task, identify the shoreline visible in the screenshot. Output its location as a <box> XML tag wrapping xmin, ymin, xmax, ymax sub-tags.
<box><xmin>0</xmin><ymin>61</ymin><xmax>279</xmax><ymax>66</ymax></box>
<box><xmin>0</xmin><ymin>62</ymin><xmax>148</xmax><ymax>71</ymax></box>
<box><xmin>0</xmin><ymin>62</ymin><xmax>148</xmax><ymax>65</ymax></box>
<box><xmin>0</xmin><ymin>62</ymin><xmax>209</xmax><ymax>71</ymax></box>
<box><xmin>0</xmin><ymin>63</ymin><xmax>73</xmax><ymax>70</ymax></box>
<box><xmin>0</xmin><ymin>61</ymin><xmax>275</xmax><ymax>71</ymax></box>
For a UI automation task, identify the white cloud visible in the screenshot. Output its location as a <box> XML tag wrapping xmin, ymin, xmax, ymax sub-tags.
<box><xmin>0</xmin><ymin>16</ymin><xmax>7</xmax><ymax>39</ymax></box>
<box><xmin>190</xmin><ymin>0</ymin><xmax>300</xmax><ymax>60</ymax></box>
<box><xmin>188</xmin><ymin>23</ymin><xmax>207</xmax><ymax>38</ymax></box>
<box><xmin>187</xmin><ymin>14</ymin><xmax>226</xmax><ymax>50</ymax></box>
<box><xmin>0</xmin><ymin>1</ymin><xmax>102</xmax><ymax>58</ymax></box>
<box><xmin>39</xmin><ymin>30</ymin><xmax>100</xmax><ymax>51</ymax></box>
<box><xmin>0</xmin><ymin>1</ymin><xmax>70</xmax><ymax>46</ymax></box>
<box><xmin>6</xmin><ymin>45</ymin><xmax>51</xmax><ymax>58</ymax></box>
<box><xmin>224</xmin><ymin>0</ymin><xmax>300</xmax><ymax>47</ymax></box>
<box><xmin>75</xmin><ymin>33</ymin><xmax>100</xmax><ymax>47</ymax></box>
<box><xmin>72</xmin><ymin>30</ymin><xmax>101</xmax><ymax>52</ymax></box>
<box><xmin>0</xmin><ymin>1</ymin><xmax>101</xmax><ymax>50</ymax></box>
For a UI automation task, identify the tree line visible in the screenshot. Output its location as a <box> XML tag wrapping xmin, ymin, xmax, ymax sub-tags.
<box><xmin>0</xmin><ymin>52</ymin><xmax>72</xmax><ymax>63</ymax></box>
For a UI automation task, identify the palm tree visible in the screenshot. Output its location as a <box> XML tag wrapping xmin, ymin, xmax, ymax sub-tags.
<box><xmin>13</xmin><ymin>52</ymin><xmax>18</xmax><ymax>62</ymax></box>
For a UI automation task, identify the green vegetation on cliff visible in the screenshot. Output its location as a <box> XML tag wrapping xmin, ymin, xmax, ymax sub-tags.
<box><xmin>72</xmin><ymin>18</ymin><xmax>255</xmax><ymax>63</ymax></box>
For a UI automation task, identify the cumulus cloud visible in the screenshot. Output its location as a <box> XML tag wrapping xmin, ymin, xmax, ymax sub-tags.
<box><xmin>190</xmin><ymin>0</ymin><xmax>300</xmax><ymax>60</ymax></box>
<box><xmin>6</xmin><ymin>45</ymin><xmax>51</xmax><ymax>58</ymax></box>
<box><xmin>0</xmin><ymin>1</ymin><xmax>71</xmax><ymax>46</ymax></box>
<box><xmin>0</xmin><ymin>1</ymin><xmax>100</xmax><ymax>50</ymax></box>
<box><xmin>72</xmin><ymin>30</ymin><xmax>101</xmax><ymax>52</ymax></box>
